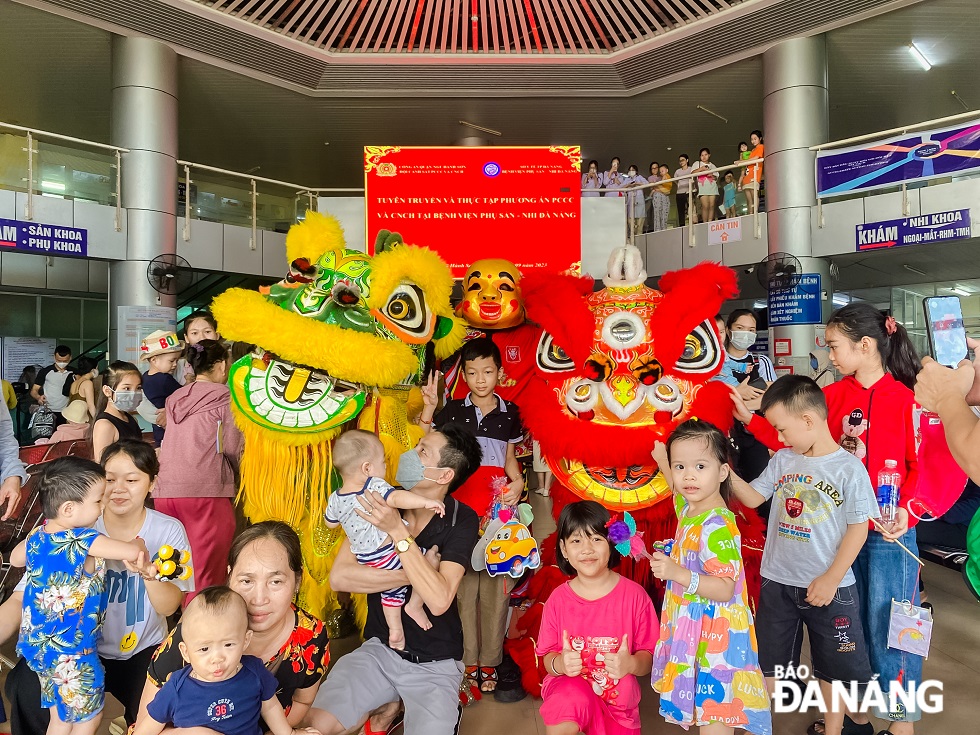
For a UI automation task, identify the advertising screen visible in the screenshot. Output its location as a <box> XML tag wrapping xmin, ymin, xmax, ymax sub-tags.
<box><xmin>364</xmin><ymin>146</ymin><xmax>582</xmax><ymax>276</ymax></box>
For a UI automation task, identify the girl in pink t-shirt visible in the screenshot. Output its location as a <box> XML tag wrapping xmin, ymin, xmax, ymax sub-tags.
<box><xmin>536</xmin><ymin>501</ymin><xmax>659</xmax><ymax>735</ymax></box>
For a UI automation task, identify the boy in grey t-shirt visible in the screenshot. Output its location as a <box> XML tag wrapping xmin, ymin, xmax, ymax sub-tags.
<box><xmin>729</xmin><ymin>376</ymin><xmax>875</xmax><ymax>735</ymax></box>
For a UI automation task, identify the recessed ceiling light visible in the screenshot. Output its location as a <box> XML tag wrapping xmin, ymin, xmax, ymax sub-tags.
<box><xmin>908</xmin><ymin>43</ymin><xmax>932</xmax><ymax>71</ymax></box>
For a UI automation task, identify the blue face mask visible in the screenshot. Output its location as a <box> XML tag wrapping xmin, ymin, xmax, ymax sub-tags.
<box><xmin>395</xmin><ymin>450</ymin><xmax>444</xmax><ymax>490</ymax></box>
<box><xmin>112</xmin><ymin>389</ymin><xmax>143</xmax><ymax>413</ymax></box>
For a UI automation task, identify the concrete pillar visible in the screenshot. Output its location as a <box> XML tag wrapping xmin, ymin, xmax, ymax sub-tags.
<box><xmin>109</xmin><ymin>36</ymin><xmax>179</xmax><ymax>361</ymax></box>
<box><xmin>762</xmin><ymin>35</ymin><xmax>831</xmax><ymax>376</ymax></box>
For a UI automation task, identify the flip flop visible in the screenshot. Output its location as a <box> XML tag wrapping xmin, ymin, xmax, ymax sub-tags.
<box><xmin>479</xmin><ymin>666</ymin><xmax>498</xmax><ymax>692</ymax></box>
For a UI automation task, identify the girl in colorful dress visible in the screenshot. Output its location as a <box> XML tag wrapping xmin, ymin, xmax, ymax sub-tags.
<box><xmin>650</xmin><ymin>419</ymin><xmax>771</xmax><ymax>735</ymax></box>
<box><xmin>535</xmin><ymin>501</ymin><xmax>658</xmax><ymax>735</ymax></box>
<box><xmin>11</xmin><ymin>457</ymin><xmax>151</xmax><ymax>734</ymax></box>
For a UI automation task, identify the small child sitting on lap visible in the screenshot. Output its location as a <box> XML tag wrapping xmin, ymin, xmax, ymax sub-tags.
<box><xmin>325</xmin><ymin>429</ymin><xmax>445</xmax><ymax>650</ymax></box>
<box><xmin>135</xmin><ymin>587</ymin><xmax>318</xmax><ymax>735</ymax></box>
<box><xmin>13</xmin><ymin>457</ymin><xmax>150</xmax><ymax>735</ymax></box>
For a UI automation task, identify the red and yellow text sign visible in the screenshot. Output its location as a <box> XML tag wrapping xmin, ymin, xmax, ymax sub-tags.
<box><xmin>365</xmin><ymin>146</ymin><xmax>582</xmax><ymax>276</ymax></box>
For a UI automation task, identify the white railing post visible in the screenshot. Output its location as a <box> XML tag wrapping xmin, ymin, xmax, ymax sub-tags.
<box><xmin>687</xmin><ymin>187</ymin><xmax>694</xmax><ymax>247</ymax></box>
<box><xmin>114</xmin><ymin>149</ymin><xmax>122</xmax><ymax>232</ymax></box>
<box><xmin>902</xmin><ymin>181</ymin><xmax>909</xmax><ymax>216</ymax></box>
<box><xmin>817</xmin><ymin>198</ymin><xmax>824</xmax><ymax>228</ymax></box>
<box><xmin>250</xmin><ymin>178</ymin><xmax>258</xmax><ymax>251</ymax></box>
<box><xmin>182</xmin><ymin>164</ymin><xmax>192</xmax><ymax>242</ymax></box>
<box><xmin>24</xmin><ymin>130</ymin><xmax>34</xmax><ymax>220</ymax></box>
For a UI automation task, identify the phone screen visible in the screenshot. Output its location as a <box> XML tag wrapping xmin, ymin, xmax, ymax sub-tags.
<box><xmin>924</xmin><ymin>296</ymin><xmax>968</xmax><ymax>368</ymax></box>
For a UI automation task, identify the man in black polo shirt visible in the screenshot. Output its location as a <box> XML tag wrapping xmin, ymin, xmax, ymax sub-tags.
<box><xmin>310</xmin><ymin>427</ymin><xmax>482</xmax><ymax>735</ymax></box>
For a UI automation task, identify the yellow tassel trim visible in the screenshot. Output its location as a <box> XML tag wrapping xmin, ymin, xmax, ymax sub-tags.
<box><xmin>234</xmin><ymin>421</ymin><xmax>336</xmax><ymax>529</ymax></box>
<box><xmin>285</xmin><ymin>211</ymin><xmax>347</xmax><ymax>264</ymax></box>
<box><xmin>212</xmin><ymin>288</ymin><xmax>418</xmax><ymax>388</ymax></box>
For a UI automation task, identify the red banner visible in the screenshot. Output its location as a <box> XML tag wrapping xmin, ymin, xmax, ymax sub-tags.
<box><xmin>364</xmin><ymin>146</ymin><xmax>582</xmax><ymax>276</ymax></box>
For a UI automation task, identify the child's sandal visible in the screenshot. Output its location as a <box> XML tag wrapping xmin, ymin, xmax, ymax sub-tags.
<box><xmin>479</xmin><ymin>666</ymin><xmax>498</xmax><ymax>692</ymax></box>
<box><xmin>460</xmin><ymin>665</ymin><xmax>482</xmax><ymax>705</ymax></box>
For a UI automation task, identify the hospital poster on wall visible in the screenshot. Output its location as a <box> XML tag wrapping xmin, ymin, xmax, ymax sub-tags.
<box><xmin>1</xmin><ymin>337</ymin><xmax>57</xmax><ymax>382</ymax></box>
<box><xmin>116</xmin><ymin>306</ymin><xmax>177</xmax><ymax>365</ymax></box>
<box><xmin>364</xmin><ymin>146</ymin><xmax>582</xmax><ymax>277</ymax></box>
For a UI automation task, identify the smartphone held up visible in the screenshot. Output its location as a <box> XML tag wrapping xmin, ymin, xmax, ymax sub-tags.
<box><xmin>924</xmin><ymin>295</ymin><xmax>969</xmax><ymax>368</ymax></box>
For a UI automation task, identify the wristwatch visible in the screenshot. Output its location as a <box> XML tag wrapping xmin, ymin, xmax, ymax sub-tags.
<box><xmin>395</xmin><ymin>536</ymin><xmax>415</xmax><ymax>554</ymax></box>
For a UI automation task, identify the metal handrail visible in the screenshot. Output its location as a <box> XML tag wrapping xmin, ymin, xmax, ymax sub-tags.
<box><xmin>0</xmin><ymin>121</ymin><xmax>128</xmax><ymax>230</ymax></box>
<box><xmin>808</xmin><ymin>109</ymin><xmax>980</xmax><ymax>152</ymax></box>
<box><xmin>0</xmin><ymin>122</ymin><xmax>130</xmax><ymax>154</ymax></box>
<box><xmin>177</xmin><ymin>159</ymin><xmax>365</xmax><ymax>248</ymax></box>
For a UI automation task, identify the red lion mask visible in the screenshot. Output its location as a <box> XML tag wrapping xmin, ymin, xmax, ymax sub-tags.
<box><xmin>519</xmin><ymin>257</ymin><xmax>765</xmax><ymax>592</ymax></box>
<box><xmin>521</xmin><ymin>261</ymin><xmax>740</xmax><ymax>509</ymax></box>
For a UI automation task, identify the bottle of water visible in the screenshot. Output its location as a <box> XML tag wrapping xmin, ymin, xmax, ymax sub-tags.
<box><xmin>877</xmin><ymin>459</ymin><xmax>901</xmax><ymax>525</ymax></box>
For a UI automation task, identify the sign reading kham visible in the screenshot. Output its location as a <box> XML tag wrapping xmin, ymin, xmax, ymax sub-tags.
<box><xmin>0</xmin><ymin>217</ymin><xmax>87</xmax><ymax>258</ymax></box>
<box><xmin>364</xmin><ymin>146</ymin><xmax>582</xmax><ymax>276</ymax></box>
<box><xmin>855</xmin><ymin>209</ymin><xmax>972</xmax><ymax>251</ymax></box>
<box><xmin>707</xmin><ymin>218</ymin><xmax>742</xmax><ymax>245</ymax></box>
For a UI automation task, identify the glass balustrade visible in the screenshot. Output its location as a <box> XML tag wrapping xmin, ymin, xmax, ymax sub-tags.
<box><xmin>0</xmin><ymin>131</ymin><xmax>117</xmax><ymax>205</ymax></box>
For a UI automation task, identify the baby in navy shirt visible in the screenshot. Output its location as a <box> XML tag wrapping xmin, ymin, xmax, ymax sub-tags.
<box><xmin>134</xmin><ymin>587</ymin><xmax>319</xmax><ymax>735</ymax></box>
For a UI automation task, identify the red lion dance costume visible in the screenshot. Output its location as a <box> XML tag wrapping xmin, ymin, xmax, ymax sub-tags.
<box><xmin>506</xmin><ymin>247</ymin><xmax>766</xmax><ymax>696</ymax></box>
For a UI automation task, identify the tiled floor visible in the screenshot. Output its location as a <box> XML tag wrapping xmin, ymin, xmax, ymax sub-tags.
<box><xmin>1</xmin><ymin>491</ymin><xmax>974</xmax><ymax>733</ymax></box>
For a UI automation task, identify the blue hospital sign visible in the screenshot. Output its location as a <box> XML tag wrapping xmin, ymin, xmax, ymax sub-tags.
<box><xmin>768</xmin><ymin>274</ymin><xmax>822</xmax><ymax>327</ymax></box>
<box><xmin>0</xmin><ymin>217</ymin><xmax>88</xmax><ymax>257</ymax></box>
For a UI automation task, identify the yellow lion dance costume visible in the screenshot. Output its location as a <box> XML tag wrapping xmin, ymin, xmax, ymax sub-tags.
<box><xmin>211</xmin><ymin>212</ymin><xmax>464</xmax><ymax>619</ymax></box>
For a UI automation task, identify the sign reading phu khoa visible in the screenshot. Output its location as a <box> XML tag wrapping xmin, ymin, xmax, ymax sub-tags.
<box><xmin>855</xmin><ymin>209</ymin><xmax>971</xmax><ymax>252</ymax></box>
<box><xmin>0</xmin><ymin>217</ymin><xmax>88</xmax><ymax>257</ymax></box>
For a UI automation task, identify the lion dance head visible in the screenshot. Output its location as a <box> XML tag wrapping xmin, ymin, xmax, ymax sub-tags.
<box><xmin>211</xmin><ymin>212</ymin><xmax>463</xmax><ymax>615</ymax></box>
<box><xmin>520</xmin><ymin>247</ymin><xmax>740</xmax><ymax>511</ymax></box>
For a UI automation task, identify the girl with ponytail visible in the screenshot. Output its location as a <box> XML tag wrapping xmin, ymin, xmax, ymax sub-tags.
<box><xmin>734</xmin><ymin>302</ymin><xmax>924</xmax><ymax>733</ymax></box>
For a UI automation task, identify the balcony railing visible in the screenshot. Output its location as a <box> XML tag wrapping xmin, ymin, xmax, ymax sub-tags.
<box><xmin>809</xmin><ymin>108</ymin><xmax>980</xmax><ymax>226</ymax></box>
<box><xmin>0</xmin><ymin>122</ymin><xmax>127</xmax><ymax>231</ymax></box>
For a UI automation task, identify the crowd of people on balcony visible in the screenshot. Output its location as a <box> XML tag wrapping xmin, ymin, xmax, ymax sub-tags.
<box><xmin>583</xmin><ymin>130</ymin><xmax>765</xmax><ymax>236</ymax></box>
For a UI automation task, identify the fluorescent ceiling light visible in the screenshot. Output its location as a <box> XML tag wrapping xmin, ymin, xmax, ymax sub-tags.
<box><xmin>908</xmin><ymin>43</ymin><xmax>932</xmax><ymax>71</ymax></box>
<box><xmin>40</xmin><ymin>180</ymin><xmax>66</xmax><ymax>191</ymax></box>
<box><xmin>832</xmin><ymin>294</ymin><xmax>850</xmax><ymax>306</ymax></box>
<box><xmin>950</xmin><ymin>287</ymin><xmax>970</xmax><ymax>296</ymax></box>
<box><xmin>753</xmin><ymin>300</ymin><xmax>767</xmax><ymax>310</ymax></box>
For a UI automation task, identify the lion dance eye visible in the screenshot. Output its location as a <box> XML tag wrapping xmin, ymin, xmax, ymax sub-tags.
<box><xmin>674</xmin><ymin>320</ymin><xmax>721</xmax><ymax>374</ymax></box>
<box><xmin>682</xmin><ymin>336</ymin><xmax>702</xmax><ymax>360</ymax></box>
<box><xmin>536</xmin><ymin>332</ymin><xmax>575</xmax><ymax>373</ymax></box>
<box><xmin>381</xmin><ymin>285</ymin><xmax>427</xmax><ymax>336</ymax></box>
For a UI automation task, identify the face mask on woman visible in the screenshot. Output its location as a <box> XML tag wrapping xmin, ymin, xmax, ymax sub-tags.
<box><xmin>729</xmin><ymin>331</ymin><xmax>757</xmax><ymax>350</ymax></box>
<box><xmin>111</xmin><ymin>389</ymin><xmax>143</xmax><ymax>412</ymax></box>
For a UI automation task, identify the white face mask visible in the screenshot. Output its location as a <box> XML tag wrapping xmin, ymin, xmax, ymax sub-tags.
<box><xmin>55</xmin><ymin>361</ymin><xmax>69</xmax><ymax>369</ymax></box>
<box><xmin>730</xmin><ymin>331</ymin><xmax>757</xmax><ymax>350</ymax></box>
